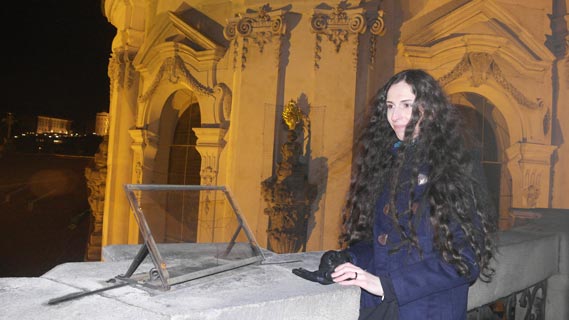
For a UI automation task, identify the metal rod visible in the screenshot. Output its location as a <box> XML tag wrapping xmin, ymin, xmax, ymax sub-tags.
<box><xmin>47</xmin><ymin>282</ymin><xmax>128</xmax><ymax>305</ymax></box>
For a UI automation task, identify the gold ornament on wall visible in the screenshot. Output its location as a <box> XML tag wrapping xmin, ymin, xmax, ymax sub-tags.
<box><xmin>282</xmin><ymin>100</ymin><xmax>303</xmax><ymax>131</ymax></box>
<box><xmin>261</xmin><ymin>98</ymin><xmax>316</xmax><ymax>253</ymax></box>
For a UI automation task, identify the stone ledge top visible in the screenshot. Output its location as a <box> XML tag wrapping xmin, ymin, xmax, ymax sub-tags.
<box><xmin>2</xmin><ymin>250</ymin><xmax>360</xmax><ymax>320</ymax></box>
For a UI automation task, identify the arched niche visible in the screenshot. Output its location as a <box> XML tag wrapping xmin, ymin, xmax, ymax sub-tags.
<box><xmin>445</xmin><ymin>79</ymin><xmax>523</xmax><ymax>147</ymax></box>
<box><xmin>151</xmin><ymin>89</ymin><xmax>201</xmax><ymax>185</ymax></box>
<box><xmin>450</xmin><ymin>91</ymin><xmax>511</xmax><ymax>229</ymax></box>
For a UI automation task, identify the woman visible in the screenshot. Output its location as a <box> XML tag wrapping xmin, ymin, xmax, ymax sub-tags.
<box><xmin>331</xmin><ymin>69</ymin><xmax>496</xmax><ymax>319</ymax></box>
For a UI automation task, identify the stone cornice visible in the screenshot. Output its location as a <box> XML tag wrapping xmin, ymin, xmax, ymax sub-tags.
<box><xmin>401</xmin><ymin>34</ymin><xmax>550</xmax><ymax>74</ymax></box>
<box><xmin>401</xmin><ymin>0</ymin><xmax>554</xmax><ymax>69</ymax></box>
<box><xmin>401</xmin><ymin>0</ymin><xmax>554</xmax><ymax>63</ymax></box>
<box><xmin>134</xmin><ymin>11</ymin><xmax>226</xmax><ymax>74</ymax></box>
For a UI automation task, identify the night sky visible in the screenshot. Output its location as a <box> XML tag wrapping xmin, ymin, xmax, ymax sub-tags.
<box><xmin>0</xmin><ymin>0</ymin><xmax>116</xmax><ymax>133</ymax></box>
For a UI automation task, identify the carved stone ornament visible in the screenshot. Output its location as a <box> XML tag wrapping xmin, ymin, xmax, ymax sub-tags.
<box><xmin>200</xmin><ymin>166</ymin><xmax>217</xmax><ymax>186</ymax></box>
<box><xmin>135</xmin><ymin>161</ymin><xmax>142</xmax><ymax>184</ymax></box>
<box><xmin>139</xmin><ymin>52</ymin><xmax>214</xmax><ymax>103</ymax></box>
<box><xmin>84</xmin><ymin>136</ymin><xmax>109</xmax><ymax>261</ymax></box>
<box><xmin>213</xmin><ymin>83</ymin><xmax>232</xmax><ymax>126</ymax></box>
<box><xmin>523</xmin><ymin>169</ymin><xmax>542</xmax><ymax>208</ymax></box>
<box><xmin>565</xmin><ymin>50</ymin><xmax>569</xmax><ymax>88</ymax></box>
<box><xmin>310</xmin><ymin>4</ymin><xmax>366</xmax><ymax>69</ymax></box>
<box><xmin>261</xmin><ymin>99</ymin><xmax>316</xmax><ymax>253</ymax></box>
<box><xmin>438</xmin><ymin>52</ymin><xmax>544</xmax><ymax>109</ymax></box>
<box><xmin>543</xmin><ymin>108</ymin><xmax>551</xmax><ymax>135</ymax></box>
<box><xmin>224</xmin><ymin>6</ymin><xmax>286</xmax><ymax>70</ymax></box>
<box><xmin>108</xmin><ymin>50</ymin><xmax>136</xmax><ymax>96</ymax></box>
<box><xmin>368</xmin><ymin>9</ymin><xmax>386</xmax><ymax>66</ymax></box>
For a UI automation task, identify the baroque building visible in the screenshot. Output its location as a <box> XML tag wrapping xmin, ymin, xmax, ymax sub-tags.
<box><xmin>95</xmin><ymin>112</ymin><xmax>110</xmax><ymax>136</ymax></box>
<box><xmin>96</xmin><ymin>0</ymin><xmax>569</xmax><ymax>254</ymax></box>
<box><xmin>36</xmin><ymin>115</ymin><xmax>72</xmax><ymax>135</ymax></box>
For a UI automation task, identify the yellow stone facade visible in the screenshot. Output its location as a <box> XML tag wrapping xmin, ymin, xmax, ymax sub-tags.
<box><xmin>99</xmin><ymin>0</ymin><xmax>569</xmax><ymax>251</ymax></box>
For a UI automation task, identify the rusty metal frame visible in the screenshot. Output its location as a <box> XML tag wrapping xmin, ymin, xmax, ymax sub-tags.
<box><xmin>122</xmin><ymin>184</ymin><xmax>265</xmax><ymax>291</ymax></box>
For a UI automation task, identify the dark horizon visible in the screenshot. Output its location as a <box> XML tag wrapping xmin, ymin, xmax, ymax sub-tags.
<box><xmin>0</xmin><ymin>0</ymin><xmax>116</xmax><ymax>130</ymax></box>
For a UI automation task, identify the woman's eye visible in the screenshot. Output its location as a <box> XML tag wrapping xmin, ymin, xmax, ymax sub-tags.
<box><xmin>403</xmin><ymin>102</ymin><xmax>412</xmax><ymax>108</ymax></box>
<box><xmin>386</xmin><ymin>104</ymin><xmax>393</xmax><ymax>109</ymax></box>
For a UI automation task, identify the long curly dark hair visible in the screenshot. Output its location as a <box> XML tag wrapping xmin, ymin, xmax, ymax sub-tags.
<box><xmin>340</xmin><ymin>69</ymin><xmax>496</xmax><ymax>281</ymax></box>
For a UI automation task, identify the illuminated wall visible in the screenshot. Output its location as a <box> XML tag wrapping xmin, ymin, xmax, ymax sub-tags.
<box><xmin>95</xmin><ymin>112</ymin><xmax>109</xmax><ymax>136</ymax></box>
<box><xmin>98</xmin><ymin>0</ymin><xmax>569</xmax><ymax>251</ymax></box>
<box><xmin>36</xmin><ymin>116</ymin><xmax>72</xmax><ymax>135</ymax></box>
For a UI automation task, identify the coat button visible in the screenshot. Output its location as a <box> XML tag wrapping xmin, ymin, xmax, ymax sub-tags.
<box><xmin>377</xmin><ymin>233</ymin><xmax>388</xmax><ymax>245</ymax></box>
<box><xmin>411</xmin><ymin>202</ymin><xmax>419</xmax><ymax>214</ymax></box>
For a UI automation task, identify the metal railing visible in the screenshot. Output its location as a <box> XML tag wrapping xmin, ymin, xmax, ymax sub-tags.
<box><xmin>467</xmin><ymin>280</ymin><xmax>547</xmax><ymax>319</ymax></box>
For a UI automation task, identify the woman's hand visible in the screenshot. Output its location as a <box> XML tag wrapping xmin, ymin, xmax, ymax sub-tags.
<box><xmin>331</xmin><ymin>262</ymin><xmax>384</xmax><ymax>297</ymax></box>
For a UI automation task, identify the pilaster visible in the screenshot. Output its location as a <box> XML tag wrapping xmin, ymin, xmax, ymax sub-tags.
<box><xmin>193</xmin><ymin>127</ymin><xmax>227</xmax><ymax>242</ymax></box>
<box><xmin>506</xmin><ymin>142</ymin><xmax>557</xmax><ymax>208</ymax></box>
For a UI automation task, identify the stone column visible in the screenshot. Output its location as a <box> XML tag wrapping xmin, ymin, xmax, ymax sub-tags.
<box><xmin>103</xmin><ymin>50</ymin><xmax>139</xmax><ymax>246</ymax></box>
<box><xmin>193</xmin><ymin>127</ymin><xmax>227</xmax><ymax>242</ymax></box>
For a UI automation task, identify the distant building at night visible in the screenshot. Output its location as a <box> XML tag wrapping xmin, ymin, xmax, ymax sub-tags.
<box><xmin>36</xmin><ymin>116</ymin><xmax>72</xmax><ymax>135</ymax></box>
<box><xmin>94</xmin><ymin>112</ymin><xmax>109</xmax><ymax>136</ymax></box>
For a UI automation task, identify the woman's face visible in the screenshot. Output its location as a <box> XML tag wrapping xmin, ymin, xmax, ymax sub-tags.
<box><xmin>386</xmin><ymin>81</ymin><xmax>418</xmax><ymax>141</ymax></box>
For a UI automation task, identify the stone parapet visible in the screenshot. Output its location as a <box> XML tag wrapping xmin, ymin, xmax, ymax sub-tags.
<box><xmin>1</xmin><ymin>209</ymin><xmax>567</xmax><ymax>319</ymax></box>
<box><xmin>1</xmin><ymin>249</ymin><xmax>359</xmax><ymax>320</ymax></box>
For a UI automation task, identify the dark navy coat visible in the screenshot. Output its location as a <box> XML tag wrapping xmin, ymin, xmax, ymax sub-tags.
<box><xmin>346</xmin><ymin>152</ymin><xmax>479</xmax><ymax>320</ymax></box>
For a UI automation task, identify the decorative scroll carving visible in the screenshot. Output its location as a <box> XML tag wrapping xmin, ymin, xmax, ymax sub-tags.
<box><xmin>310</xmin><ymin>4</ymin><xmax>366</xmax><ymax>69</ymax></box>
<box><xmin>262</xmin><ymin>100</ymin><xmax>317</xmax><ymax>253</ymax></box>
<box><xmin>543</xmin><ymin>108</ymin><xmax>551</xmax><ymax>135</ymax></box>
<box><xmin>84</xmin><ymin>136</ymin><xmax>109</xmax><ymax>261</ymax></box>
<box><xmin>368</xmin><ymin>9</ymin><xmax>386</xmax><ymax>66</ymax></box>
<box><xmin>108</xmin><ymin>50</ymin><xmax>136</xmax><ymax>96</ymax></box>
<box><xmin>439</xmin><ymin>52</ymin><xmax>544</xmax><ymax>109</ymax></box>
<box><xmin>213</xmin><ymin>83</ymin><xmax>232</xmax><ymax>127</ymax></box>
<box><xmin>369</xmin><ymin>9</ymin><xmax>386</xmax><ymax>36</ymax></box>
<box><xmin>139</xmin><ymin>53</ymin><xmax>214</xmax><ymax>102</ymax></box>
<box><xmin>224</xmin><ymin>6</ymin><xmax>286</xmax><ymax>70</ymax></box>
